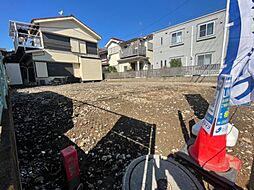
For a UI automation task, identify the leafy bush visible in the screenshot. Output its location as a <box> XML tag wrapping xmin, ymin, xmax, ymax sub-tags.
<box><xmin>170</xmin><ymin>59</ymin><xmax>182</xmax><ymax>68</ymax></box>
<box><xmin>108</xmin><ymin>66</ymin><xmax>117</xmax><ymax>73</ymax></box>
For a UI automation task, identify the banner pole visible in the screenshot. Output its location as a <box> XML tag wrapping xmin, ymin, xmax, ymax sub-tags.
<box><xmin>220</xmin><ymin>0</ymin><xmax>231</xmax><ymax>71</ymax></box>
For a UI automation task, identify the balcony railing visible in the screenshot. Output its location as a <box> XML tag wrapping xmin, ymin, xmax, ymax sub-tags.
<box><xmin>101</xmin><ymin>59</ymin><xmax>109</xmax><ymax>65</ymax></box>
<box><xmin>9</xmin><ymin>20</ymin><xmax>43</xmax><ymax>51</ymax></box>
<box><xmin>120</xmin><ymin>46</ymin><xmax>146</xmax><ymax>59</ymax></box>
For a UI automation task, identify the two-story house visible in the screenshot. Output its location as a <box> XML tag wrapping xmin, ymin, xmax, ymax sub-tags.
<box><xmin>105</xmin><ymin>38</ymin><xmax>123</xmax><ymax>72</ymax></box>
<box><xmin>105</xmin><ymin>35</ymin><xmax>153</xmax><ymax>72</ymax></box>
<box><xmin>153</xmin><ymin>9</ymin><xmax>226</xmax><ymax>69</ymax></box>
<box><xmin>9</xmin><ymin>15</ymin><xmax>102</xmax><ymax>85</ymax></box>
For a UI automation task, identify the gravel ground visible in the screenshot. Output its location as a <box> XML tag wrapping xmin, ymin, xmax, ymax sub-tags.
<box><xmin>11</xmin><ymin>81</ymin><xmax>254</xmax><ymax>189</ymax></box>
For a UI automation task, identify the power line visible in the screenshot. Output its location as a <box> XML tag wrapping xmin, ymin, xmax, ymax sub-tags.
<box><xmin>120</xmin><ymin>0</ymin><xmax>191</xmax><ymax>39</ymax></box>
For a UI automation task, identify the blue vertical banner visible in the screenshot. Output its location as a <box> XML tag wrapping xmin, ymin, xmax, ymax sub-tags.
<box><xmin>202</xmin><ymin>75</ymin><xmax>232</xmax><ymax>136</ymax></box>
<box><xmin>221</xmin><ymin>0</ymin><xmax>254</xmax><ymax>105</ymax></box>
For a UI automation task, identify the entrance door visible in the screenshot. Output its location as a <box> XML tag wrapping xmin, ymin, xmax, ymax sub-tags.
<box><xmin>131</xmin><ymin>62</ymin><xmax>136</xmax><ymax>71</ymax></box>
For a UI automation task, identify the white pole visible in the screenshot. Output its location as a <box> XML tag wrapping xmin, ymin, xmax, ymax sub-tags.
<box><xmin>190</xmin><ymin>26</ymin><xmax>194</xmax><ymax>66</ymax></box>
<box><xmin>220</xmin><ymin>0</ymin><xmax>231</xmax><ymax>70</ymax></box>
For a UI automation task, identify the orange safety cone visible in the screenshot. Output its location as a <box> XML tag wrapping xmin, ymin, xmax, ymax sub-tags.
<box><xmin>188</xmin><ymin>74</ymin><xmax>241</xmax><ymax>173</ymax></box>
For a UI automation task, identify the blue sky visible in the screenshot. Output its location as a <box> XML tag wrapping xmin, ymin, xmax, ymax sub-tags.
<box><xmin>1</xmin><ymin>0</ymin><xmax>226</xmax><ymax>50</ymax></box>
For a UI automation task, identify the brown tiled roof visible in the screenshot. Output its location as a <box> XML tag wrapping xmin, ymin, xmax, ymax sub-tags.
<box><xmin>111</xmin><ymin>38</ymin><xmax>124</xmax><ymax>42</ymax></box>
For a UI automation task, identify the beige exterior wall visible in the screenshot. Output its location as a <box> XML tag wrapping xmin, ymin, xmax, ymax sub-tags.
<box><xmin>73</xmin><ymin>63</ymin><xmax>81</xmax><ymax>78</ymax></box>
<box><xmin>80</xmin><ymin>58</ymin><xmax>102</xmax><ymax>81</ymax></box>
<box><xmin>38</xmin><ymin>20</ymin><xmax>98</xmax><ymax>42</ymax></box>
<box><xmin>79</xmin><ymin>41</ymin><xmax>86</xmax><ymax>54</ymax></box>
<box><xmin>33</xmin><ymin>49</ymin><xmax>79</xmax><ymax>63</ymax></box>
<box><xmin>31</xmin><ymin>18</ymin><xmax>102</xmax><ymax>82</ymax></box>
<box><xmin>145</xmin><ymin>40</ymin><xmax>154</xmax><ymax>64</ymax></box>
<box><xmin>146</xmin><ymin>49</ymin><xmax>153</xmax><ymax>64</ymax></box>
<box><xmin>70</xmin><ymin>38</ymin><xmax>80</xmax><ymax>53</ymax></box>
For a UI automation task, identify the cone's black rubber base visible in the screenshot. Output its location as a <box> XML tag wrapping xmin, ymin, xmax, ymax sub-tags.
<box><xmin>174</xmin><ymin>138</ymin><xmax>242</xmax><ymax>190</ymax></box>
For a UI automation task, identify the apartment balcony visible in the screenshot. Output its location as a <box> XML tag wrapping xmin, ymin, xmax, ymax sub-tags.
<box><xmin>9</xmin><ymin>21</ymin><xmax>44</xmax><ymax>52</ymax></box>
<box><xmin>120</xmin><ymin>46</ymin><xmax>146</xmax><ymax>59</ymax></box>
<box><xmin>101</xmin><ymin>58</ymin><xmax>109</xmax><ymax>66</ymax></box>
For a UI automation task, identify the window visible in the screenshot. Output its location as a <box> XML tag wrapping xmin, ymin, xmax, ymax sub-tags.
<box><xmin>43</xmin><ymin>33</ymin><xmax>71</xmax><ymax>51</ymax></box>
<box><xmin>198</xmin><ymin>22</ymin><xmax>215</xmax><ymax>38</ymax></box>
<box><xmin>197</xmin><ymin>54</ymin><xmax>212</xmax><ymax>65</ymax></box>
<box><xmin>171</xmin><ymin>31</ymin><xmax>183</xmax><ymax>45</ymax></box>
<box><xmin>164</xmin><ymin>60</ymin><xmax>167</xmax><ymax>67</ymax></box>
<box><xmin>161</xmin><ymin>37</ymin><xmax>163</xmax><ymax>46</ymax></box>
<box><xmin>161</xmin><ymin>60</ymin><xmax>163</xmax><ymax>68</ymax></box>
<box><xmin>86</xmin><ymin>42</ymin><xmax>98</xmax><ymax>55</ymax></box>
<box><xmin>47</xmin><ymin>62</ymin><xmax>74</xmax><ymax>77</ymax></box>
<box><xmin>79</xmin><ymin>41</ymin><xmax>86</xmax><ymax>54</ymax></box>
<box><xmin>108</xmin><ymin>46</ymin><xmax>120</xmax><ymax>55</ymax></box>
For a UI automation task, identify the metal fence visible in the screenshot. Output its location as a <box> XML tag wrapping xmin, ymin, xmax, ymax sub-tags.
<box><xmin>0</xmin><ymin>56</ymin><xmax>8</xmax><ymax>121</ymax></box>
<box><xmin>105</xmin><ymin>64</ymin><xmax>221</xmax><ymax>79</ymax></box>
<box><xmin>120</xmin><ymin>46</ymin><xmax>146</xmax><ymax>59</ymax></box>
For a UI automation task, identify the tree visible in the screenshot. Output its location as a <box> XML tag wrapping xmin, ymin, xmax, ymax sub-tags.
<box><xmin>170</xmin><ymin>59</ymin><xmax>182</xmax><ymax>68</ymax></box>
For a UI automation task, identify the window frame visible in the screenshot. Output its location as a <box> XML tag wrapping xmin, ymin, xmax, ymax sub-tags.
<box><xmin>42</xmin><ymin>32</ymin><xmax>71</xmax><ymax>51</ymax></box>
<box><xmin>196</xmin><ymin>53</ymin><xmax>213</xmax><ymax>66</ymax></box>
<box><xmin>86</xmin><ymin>41</ymin><xmax>98</xmax><ymax>55</ymax></box>
<box><xmin>197</xmin><ymin>21</ymin><xmax>215</xmax><ymax>39</ymax></box>
<box><xmin>171</xmin><ymin>30</ymin><xmax>184</xmax><ymax>46</ymax></box>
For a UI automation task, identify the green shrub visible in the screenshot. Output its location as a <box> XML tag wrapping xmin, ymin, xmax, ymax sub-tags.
<box><xmin>108</xmin><ymin>66</ymin><xmax>117</xmax><ymax>73</ymax></box>
<box><xmin>170</xmin><ymin>59</ymin><xmax>182</xmax><ymax>68</ymax></box>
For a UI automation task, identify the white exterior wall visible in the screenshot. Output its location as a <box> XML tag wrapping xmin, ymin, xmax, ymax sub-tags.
<box><xmin>118</xmin><ymin>63</ymin><xmax>132</xmax><ymax>72</ymax></box>
<box><xmin>153</xmin><ymin>10</ymin><xmax>226</xmax><ymax>69</ymax></box>
<box><xmin>107</xmin><ymin>42</ymin><xmax>121</xmax><ymax>71</ymax></box>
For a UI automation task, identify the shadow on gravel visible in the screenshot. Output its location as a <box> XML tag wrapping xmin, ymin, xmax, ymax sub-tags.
<box><xmin>177</xmin><ymin>110</ymin><xmax>190</xmax><ymax>143</ymax></box>
<box><xmin>82</xmin><ymin>116</ymin><xmax>156</xmax><ymax>189</ymax></box>
<box><xmin>12</xmin><ymin>91</ymin><xmax>156</xmax><ymax>190</ymax></box>
<box><xmin>184</xmin><ymin>94</ymin><xmax>209</xmax><ymax>120</ymax></box>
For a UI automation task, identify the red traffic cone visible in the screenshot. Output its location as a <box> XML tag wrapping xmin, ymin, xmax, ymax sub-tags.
<box><xmin>189</xmin><ymin>127</ymin><xmax>229</xmax><ymax>172</ymax></box>
<box><xmin>188</xmin><ymin>75</ymin><xmax>241</xmax><ymax>172</ymax></box>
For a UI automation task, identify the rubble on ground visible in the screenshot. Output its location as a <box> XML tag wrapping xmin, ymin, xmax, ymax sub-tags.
<box><xmin>12</xmin><ymin>81</ymin><xmax>254</xmax><ymax>189</ymax></box>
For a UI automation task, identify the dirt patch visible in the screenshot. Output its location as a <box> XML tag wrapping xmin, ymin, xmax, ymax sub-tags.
<box><xmin>12</xmin><ymin>81</ymin><xmax>254</xmax><ymax>189</ymax></box>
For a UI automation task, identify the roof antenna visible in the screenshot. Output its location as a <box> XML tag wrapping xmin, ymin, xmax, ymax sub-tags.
<box><xmin>58</xmin><ymin>10</ymin><xmax>64</xmax><ymax>16</ymax></box>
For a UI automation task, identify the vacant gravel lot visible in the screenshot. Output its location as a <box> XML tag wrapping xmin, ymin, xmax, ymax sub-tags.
<box><xmin>12</xmin><ymin>81</ymin><xmax>254</xmax><ymax>189</ymax></box>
